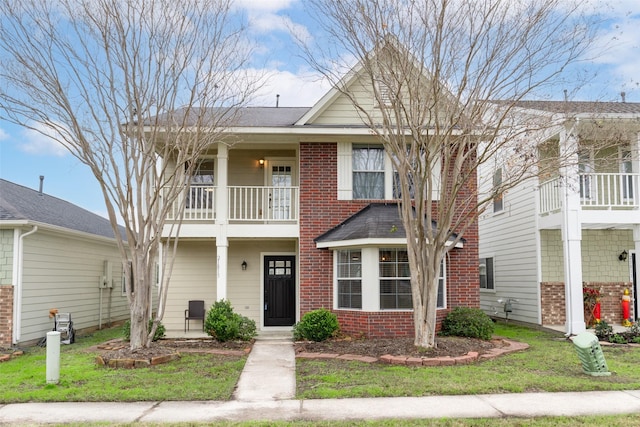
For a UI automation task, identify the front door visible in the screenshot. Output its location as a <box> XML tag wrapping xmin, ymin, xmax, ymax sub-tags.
<box><xmin>633</xmin><ymin>252</ymin><xmax>637</xmax><ymax>321</ymax></box>
<box><xmin>267</xmin><ymin>161</ymin><xmax>295</xmax><ymax>220</ymax></box>
<box><xmin>264</xmin><ymin>256</ymin><xmax>296</xmax><ymax>326</ymax></box>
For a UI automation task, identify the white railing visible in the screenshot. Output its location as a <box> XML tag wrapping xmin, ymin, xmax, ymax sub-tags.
<box><xmin>181</xmin><ymin>185</ymin><xmax>216</xmax><ymax>220</ymax></box>
<box><xmin>539</xmin><ymin>178</ymin><xmax>562</xmax><ymax>215</ymax></box>
<box><xmin>539</xmin><ymin>173</ymin><xmax>639</xmax><ymax>215</ymax></box>
<box><xmin>228</xmin><ymin>186</ymin><xmax>299</xmax><ymax>221</ymax></box>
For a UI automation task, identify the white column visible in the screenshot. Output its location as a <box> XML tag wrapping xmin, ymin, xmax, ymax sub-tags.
<box><xmin>216</xmin><ymin>143</ymin><xmax>229</xmax><ymax>301</ymax></box>
<box><xmin>560</xmin><ymin>125</ymin><xmax>585</xmax><ymax>335</ymax></box>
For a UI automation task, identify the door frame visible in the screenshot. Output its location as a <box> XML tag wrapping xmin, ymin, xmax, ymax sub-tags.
<box><xmin>630</xmin><ymin>250</ymin><xmax>637</xmax><ymax>321</ymax></box>
<box><xmin>260</xmin><ymin>252</ymin><xmax>297</xmax><ymax>330</ymax></box>
<box><xmin>264</xmin><ymin>157</ymin><xmax>297</xmax><ymax>221</ymax></box>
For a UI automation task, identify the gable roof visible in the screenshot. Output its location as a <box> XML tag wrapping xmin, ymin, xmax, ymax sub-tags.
<box><xmin>0</xmin><ymin>179</ymin><xmax>125</xmax><ymax>240</ymax></box>
<box><xmin>315</xmin><ymin>203</ymin><xmax>463</xmax><ymax>249</ymax></box>
<box><xmin>147</xmin><ymin>106</ymin><xmax>311</xmax><ymax>128</ymax></box>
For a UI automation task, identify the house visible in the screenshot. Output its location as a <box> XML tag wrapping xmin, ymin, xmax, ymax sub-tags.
<box><xmin>478</xmin><ymin>101</ymin><xmax>640</xmax><ymax>335</ymax></box>
<box><xmin>0</xmin><ymin>179</ymin><xmax>131</xmax><ymax>346</ymax></box>
<box><xmin>156</xmin><ymin>55</ymin><xmax>479</xmax><ymax>338</ymax></box>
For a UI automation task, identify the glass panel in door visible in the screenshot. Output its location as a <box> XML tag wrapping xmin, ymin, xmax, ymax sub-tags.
<box><xmin>268</xmin><ymin>163</ymin><xmax>293</xmax><ymax>220</ymax></box>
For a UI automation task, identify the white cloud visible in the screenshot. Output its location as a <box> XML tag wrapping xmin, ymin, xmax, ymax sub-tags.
<box><xmin>0</xmin><ymin>127</ymin><xmax>9</xmax><ymax>141</ymax></box>
<box><xmin>19</xmin><ymin>123</ymin><xmax>69</xmax><ymax>157</ymax></box>
<box><xmin>235</xmin><ymin>0</ymin><xmax>297</xmax><ymax>13</ymax></box>
<box><xmin>248</xmin><ymin>68</ymin><xmax>331</xmax><ymax>107</ymax></box>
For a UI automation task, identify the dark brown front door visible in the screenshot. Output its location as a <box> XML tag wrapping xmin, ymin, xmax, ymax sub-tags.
<box><xmin>264</xmin><ymin>256</ymin><xmax>296</xmax><ymax>326</ymax></box>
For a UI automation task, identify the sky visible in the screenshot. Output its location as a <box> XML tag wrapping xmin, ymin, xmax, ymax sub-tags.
<box><xmin>1</xmin><ymin>0</ymin><xmax>639</xmax><ymax>219</ymax></box>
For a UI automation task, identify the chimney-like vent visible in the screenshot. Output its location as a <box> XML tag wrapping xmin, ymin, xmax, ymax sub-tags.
<box><xmin>621</xmin><ymin>91</ymin><xmax>626</xmax><ymax>103</ymax></box>
<box><xmin>276</xmin><ymin>94</ymin><xmax>280</xmax><ymax>108</ymax></box>
<box><xmin>39</xmin><ymin>175</ymin><xmax>44</xmax><ymax>195</ymax></box>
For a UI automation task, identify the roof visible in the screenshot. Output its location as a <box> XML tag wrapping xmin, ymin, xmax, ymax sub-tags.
<box><xmin>496</xmin><ymin>100</ymin><xmax>640</xmax><ymax>115</ymax></box>
<box><xmin>0</xmin><ymin>179</ymin><xmax>125</xmax><ymax>240</ymax></box>
<box><xmin>147</xmin><ymin>106</ymin><xmax>311</xmax><ymax>128</ymax></box>
<box><xmin>314</xmin><ymin>203</ymin><xmax>463</xmax><ymax>247</ymax></box>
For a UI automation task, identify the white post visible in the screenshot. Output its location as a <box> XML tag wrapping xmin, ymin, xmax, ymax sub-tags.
<box><xmin>216</xmin><ymin>143</ymin><xmax>229</xmax><ymax>301</ymax></box>
<box><xmin>46</xmin><ymin>331</ymin><xmax>60</xmax><ymax>384</ymax></box>
<box><xmin>560</xmin><ymin>125</ymin><xmax>585</xmax><ymax>335</ymax></box>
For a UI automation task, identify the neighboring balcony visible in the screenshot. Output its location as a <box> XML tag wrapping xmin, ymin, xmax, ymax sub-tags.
<box><xmin>538</xmin><ymin>173</ymin><xmax>639</xmax><ymax>226</ymax></box>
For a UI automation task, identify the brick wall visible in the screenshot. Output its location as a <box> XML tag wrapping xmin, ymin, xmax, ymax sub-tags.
<box><xmin>540</xmin><ymin>281</ymin><xmax>635</xmax><ymax>326</ymax></box>
<box><xmin>299</xmin><ymin>142</ymin><xmax>480</xmax><ymax>338</ymax></box>
<box><xmin>0</xmin><ymin>285</ymin><xmax>13</xmax><ymax>347</ymax></box>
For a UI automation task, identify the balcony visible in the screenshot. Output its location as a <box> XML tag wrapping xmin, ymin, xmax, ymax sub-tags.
<box><xmin>539</xmin><ymin>173</ymin><xmax>640</xmax><ymax>216</ymax></box>
<box><xmin>165</xmin><ymin>185</ymin><xmax>299</xmax><ymax>223</ymax></box>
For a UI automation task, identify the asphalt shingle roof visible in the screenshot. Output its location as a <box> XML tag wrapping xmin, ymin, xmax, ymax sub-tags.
<box><xmin>147</xmin><ymin>106</ymin><xmax>311</xmax><ymax>127</ymax></box>
<box><xmin>0</xmin><ymin>179</ymin><xmax>124</xmax><ymax>240</ymax></box>
<box><xmin>314</xmin><ymin>203</ymin><xmax>462</xmax><ymax>244</ymax></box>
<box><xmin>501</xmin><ymin>100</ymin><xmax>640</xmax><ymax>115</ymax></box>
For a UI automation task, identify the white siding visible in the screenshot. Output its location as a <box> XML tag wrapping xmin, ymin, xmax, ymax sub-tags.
<box><xmin>478</xmin><ymin>175</ymin><xmax>540</xmax><ymax>324</ymax></box>
<box><xmin>19</xmin><ymin>230</ymin><xmax>128</xmax><ymax>344</ymax></box>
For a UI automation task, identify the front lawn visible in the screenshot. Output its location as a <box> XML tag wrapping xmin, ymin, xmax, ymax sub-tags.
<box><xmin>0</xmin><ymin>326</ymin><xmax>246</xmax><ymax>403</ymax></box>
<box><xmin>296</xmin><ymin>322</ymin><xmax>640</xmax><ymax>399</ymax></box>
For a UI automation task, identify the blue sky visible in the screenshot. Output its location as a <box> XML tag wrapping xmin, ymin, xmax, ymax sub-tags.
<box><xmin>1</xmin><ymin>0</ymin><xmax>639</xmax><ymax>219</ymax></box>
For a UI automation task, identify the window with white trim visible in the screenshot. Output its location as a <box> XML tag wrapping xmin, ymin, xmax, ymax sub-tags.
<box><xmin>479</xmin><ymin>257</ymin><xmax>494</xmax><ymax>290</ymax></box>
<box><xmin>352</xmin><ymin>145</ymin><xmax>385</xmax><ymax>199</ymax></box>
<box><xmin>493</xmin><ymin>168</ymin><xmax>503</xmax><ymax>213</ymax></box>
<box><xmin>186</xmin><ymin>159</ymin><xmax>215</xmax><ymax>209</ymax></box>
<box><xmin>337</xmin><ymin>250</ymin><xmax>362</xmax><ymax>309</ymax></box>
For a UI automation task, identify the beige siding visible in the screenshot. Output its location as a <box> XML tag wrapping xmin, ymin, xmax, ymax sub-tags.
<box><xmin>19</xmin><ymin>230</ymin><xmax>128</xmax><ymax>344</ymax></box>
<box><xmin>163</xmin><ymin>240</ymin><xmax>217</xmax><ymax>332</ymax></box>
<box><xmin>0</xmin><ymin>229</ymin><xmax>14</xmax><ymax>285</ymax></box>
<box><xmin>309</xmin><ymin>77</ymin><xmax>375</xmax><ymax>126</ymax></box>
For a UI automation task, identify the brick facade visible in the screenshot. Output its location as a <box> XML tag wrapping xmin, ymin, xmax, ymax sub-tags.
<box><xmin>541</xmin><ymin>281</ymin><xmax>635</xmax><ymax>326</ymax></box>
<box><xmin>0</xmin><ymin>285</ymin><xmax>13</xmax><ymax>347</ymax></box>
<box><xmin>299</xmin><ymin>142</ymin><xmax>479</xmax><ymax>338</ymax></box>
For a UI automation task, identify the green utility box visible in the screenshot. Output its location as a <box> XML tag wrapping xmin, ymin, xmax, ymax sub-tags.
<box><xmin>573</xmin><ymin>332</ymin><xmax>610</xmax><ymax>376</ymax></box>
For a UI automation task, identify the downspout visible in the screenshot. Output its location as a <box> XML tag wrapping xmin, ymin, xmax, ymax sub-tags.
<box><xmin>13</xmin><ymin>225</ymin><xmax>38</xmax><ymax>344</ymax></box>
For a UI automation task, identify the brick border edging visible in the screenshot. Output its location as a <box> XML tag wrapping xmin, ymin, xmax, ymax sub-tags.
<box><xmin>296</xmin><ymin>339</ymin><xmax>529</xmax><ymax>366</ymax></box>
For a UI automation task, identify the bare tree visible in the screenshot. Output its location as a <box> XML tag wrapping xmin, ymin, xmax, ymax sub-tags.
<box><xmin>301</xmin><ymin>0</ymin><xmax>600</xmax><ymax>347</ymax></box>
<box><xmin>0</xmin><ymin>0</ymin><xmax>260</xmax><ymax>350</ymax></box>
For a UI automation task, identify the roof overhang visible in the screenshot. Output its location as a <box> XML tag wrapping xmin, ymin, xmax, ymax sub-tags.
<box><xmin>316</xmin><ymin>237</ymin><xmax>464</xmax><ymax>250</ymax></box>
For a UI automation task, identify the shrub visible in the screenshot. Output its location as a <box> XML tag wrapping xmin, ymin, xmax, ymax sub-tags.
<box><xmin>204</xmin><ymin>299</ymin><xmax>256</xmax><ymax>342</ymax></box>
<box><xmin>594</xmin><ymin>320</ymin><xmax>613</xmax><ymax>340</ymax></box>
<box><xmin>609</xmin><ymin>334</ymin><xmax>627</xmax><ymax>344</ymax></box>
<box><xmin>632</xmin><ymin>336</ymin><xmax>640</xmax><ymax>344</ymax></box>
<box><xmin>123</xmin><ymin>319</ymin><xmax>166</xmax><ymax>342</ymax></box>
<box><xmin>440</xmin><ymin>307</ymin><xmax>494</xmax><ymax>340</ymax></box>
<box><xmin>293</xmin><ymin>308</ymin><xmax>339</xmax><ymax>342</ymax></box>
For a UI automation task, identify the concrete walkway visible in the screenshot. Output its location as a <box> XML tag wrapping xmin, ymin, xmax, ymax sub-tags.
<box><xmin>2</xmin><ymin>333</ymin><xmax>640</xmax><ymax>424</ymax></box>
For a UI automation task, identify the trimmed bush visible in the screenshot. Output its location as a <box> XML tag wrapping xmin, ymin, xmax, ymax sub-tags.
<box><xmin>123</xmin><ymin>319</ymin><xmax>166</xmax><ymax>342</ymax></box>
<box><xmin>440</xmin><ymin>307</ymin><xmax>494</xmax><ymax>340</ymax></box>
<box><xmin>293</xmin><ymin>308</ymin><xmax>339</xmax><ymax>342</ymax></box>
<box><xmin>204</xmin><ymin>299</ymin><xmax>257</xmax><ymax>342</ymax></box>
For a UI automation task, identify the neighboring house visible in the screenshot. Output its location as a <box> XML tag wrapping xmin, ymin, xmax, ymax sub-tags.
<box><xmin>156</xmin><ymin>54</ymin><xmax>479</xmax><ymax>338</ymax></box>
<box><xmin>0</xmin><ymin>179</ymin><xmax>131</xmax><ymax>346</ymax></box>
<box><xmin>478</xmin><ymin>101</ymin><xmax>640</xmax><ymax>335</ymax></box>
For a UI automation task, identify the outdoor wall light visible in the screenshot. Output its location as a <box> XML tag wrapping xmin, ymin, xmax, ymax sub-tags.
<box><xmin>241</xmin><ymin>260</ymin><xmax>247</xmax><ymax>270</ymax></box>
<box><xmin>619</xmin><ymin>250</ymin><xmax>628</xmax><ymax>262</ymax></box>
<box><xmin>258</xmin><ymin>159</ymin><xmax>265</xmax><ymax>168</ymax></box>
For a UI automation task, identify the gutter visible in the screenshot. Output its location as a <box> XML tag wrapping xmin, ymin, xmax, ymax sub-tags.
<box><xmin>13</xmin><ymin>225</ymin><xmax>38</xmax><ymax>344</ymax></box>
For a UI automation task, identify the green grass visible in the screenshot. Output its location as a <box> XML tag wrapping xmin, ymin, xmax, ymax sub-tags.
<box><xmin>0</xmin><ymin>326</ymin><xmax>246</xmax><ymax>403</ymax></box>
<box><xmin>296</xmin><ymin>322</ymin><xmax>640</xmax><ymax>399</ymax></box>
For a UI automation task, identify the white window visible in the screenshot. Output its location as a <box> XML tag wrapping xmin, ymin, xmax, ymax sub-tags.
<box><xmin>479</xmin><ymin>257</ymin><xmax>494</xmax><ymax>290</ymax></box>
<box><xmin>578</xmin><ymin>149</ymin><xmax>594</xmax><ymax>199</ymax></box>
<box><xmin>339</xmin><ymin>142</ymin><xmax>441</xmax><ymax>201</ymax></box>
<box><xmin>379</xmin><ymin>248</ymin><xmax>412</xmax><ymax>309</ymax></box>
<box><xmin>337</xmin><ymin>250</ymin><xmax>362</xmax><ymax>309</ymax></box>
<box><xmin>352</xmin><ymin>145</ymin><xmax>385</xmax><ymax>199</ymax></box>
<box><xmin>186</xmin><ymin>159</ymin><xmax>215</xmax><ymax>209</ymax></box>
<box><xmin>620</xmin><ymin>148</ymin><xmax>633</xmax><ymax>201</ymax></box>
<box><xmin>493</xmin><ymin>168</ymin><xmax>503</xmax><ymax>213</ymax></box>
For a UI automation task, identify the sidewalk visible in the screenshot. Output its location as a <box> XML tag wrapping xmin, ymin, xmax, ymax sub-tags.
<box><xmin>1</xmin><ymin>334</ymin><xmax>640</xmax><ymax>424</ymax></box>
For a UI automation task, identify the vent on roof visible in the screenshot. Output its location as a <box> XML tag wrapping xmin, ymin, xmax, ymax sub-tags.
<box><xmin>39</xmin><ymin>175</ymin><xmax>44</xmax><ymax>195</ymax></box>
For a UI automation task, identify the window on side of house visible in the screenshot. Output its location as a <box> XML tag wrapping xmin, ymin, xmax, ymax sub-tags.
<box><xmin>493</xmin><ymin>168</ymin><xmax>503</xmax><ymax>213</ymax></box>
<box><xmin>479</xmin><ymin>257</ymin><xmax>494</xmax><ymax>290</ymax></box>
<box><xmin>337</xmin><ymin>250</ymin><xmax>362</xmax><ymax>309</ymax></box>
<box><xmin>353</xmin><ymin>145</ymin><xmax>385</xmax><ymax>199</ymax></box>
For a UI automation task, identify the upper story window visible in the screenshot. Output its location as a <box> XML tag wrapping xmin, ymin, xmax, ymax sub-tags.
<box><xmin>578</xmin><ymin>149</ymin><xmax>594</xmax><ymax>199</ymax></box>
<box><xmin>339</xmin><ymin>142</ymin><xmax>441</xmax><ymax>201</ymax></box>
<box><xmin>186</xmin><ymin>159</ymin><xmax>215</xmax><ymax>209</ymax></box>
<box><xmin>190</xmin><ymin>159</ymin><xmax>215</xmax><ymax>185</ymax></box>
<box><xmin>493</xmin><ymin>168</ymin><xmax>503</xmax><ymax>213</ymax></box>
<box><xmin>479</xmin><ymin>257</ymin><xmax>494</xmax><ymax>290</ymax></box>
<box><xmin>353</xmin><ymin>145</ymin><xmax>385</xmax><ymax>199</ymax></box>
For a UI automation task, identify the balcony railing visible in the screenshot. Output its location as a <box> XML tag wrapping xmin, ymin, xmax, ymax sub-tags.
<box><xmin>165</xmin><ymin>185</ymin><xmax>299</xmax><ymax>222</ymax></box>
<box><xmin>539</xmin><ymin>173</ymin><xmax>639</xmax><ymax>215</ymax></box>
